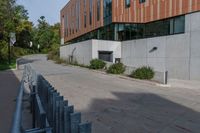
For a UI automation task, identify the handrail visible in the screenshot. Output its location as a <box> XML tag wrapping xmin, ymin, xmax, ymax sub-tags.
<box><xmin>11</xmin><ymin>64</ymin><xmax>91</xmax><ymax>133</ymax></box>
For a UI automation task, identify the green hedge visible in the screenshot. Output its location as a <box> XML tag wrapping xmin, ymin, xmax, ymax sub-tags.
<box><xmin>89</xmin><ymin>59</ymin><xmax>106</xmax><ymax>69</ymax></box>
<box><xmin>107</xmin><ymin>63</ymin><xmax>125</xmax><ymax>74</ymax></box>
<box><xmin>131</xmin><ymin>66</ymin><xmax>154</xmax><ymax>80</ymax></box>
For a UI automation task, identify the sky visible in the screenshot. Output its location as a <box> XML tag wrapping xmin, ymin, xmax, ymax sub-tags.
<box><xmin>17</xmin><ymin>0</ymin><xmax>69</xmax><ymax>25</ymax></box>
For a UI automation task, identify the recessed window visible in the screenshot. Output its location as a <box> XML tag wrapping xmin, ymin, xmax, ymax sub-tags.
<box><xmin>84</xmin><ymin>0</ymin><xmax>87</xmax><ymax>28</ymax></box>
<box><xmin>174</xmin><ymin>16</ymin><xmax>185</xmax><ymax>34</ymax></box>
<box><xmin>125</xmin><ymin>0</ymin><xmax>130</xmax><ymax>8</ymax></box>
<box><xmin>97</xmin><ymin>0</ymin><xmax>100</xmax><ymax>21</ymax></box>
<box><xmin>139</xmin><ymin>0</ymin><xmax>145</xmax><ymax>4</ymax></box>
<box><xmin>89</xmin><ymin>0</ymin><xmax>92</xmax><ymax>25</ymax></box>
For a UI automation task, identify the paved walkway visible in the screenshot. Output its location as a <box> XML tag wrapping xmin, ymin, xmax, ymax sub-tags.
<box><xmin>21</xmin><ymin>55</ymin><xmax>200</xmax><ymax>133</ymax></box>
<box><xmin>0</xmin><ymin>70</ymin><xmax>22</xmax><ymax>133</ymax></box>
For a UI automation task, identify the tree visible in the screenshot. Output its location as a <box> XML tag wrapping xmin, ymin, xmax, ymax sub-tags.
<box><xmin>0</xmin><ymin>0</ymin><xmax>34</xmax><ymax>61</ymax></box>
<box><xmin>32</xmin><ymin>16</ymin><xmax>60</xmax><ymax>53</ymax></box>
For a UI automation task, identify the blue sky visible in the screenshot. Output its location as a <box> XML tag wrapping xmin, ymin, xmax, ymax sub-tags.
<box><xmin>17</xmin><ymin>0</ymin><xmax>69</xmax><ymax>25</ymax></box>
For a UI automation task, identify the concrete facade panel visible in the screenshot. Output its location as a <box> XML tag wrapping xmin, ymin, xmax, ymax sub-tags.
<box><xmin>190</xmin><ymin>58</ymin><xmax>200</xmax><ymax>80</ymax></box>
<box><xmin>60</xmin><ymin>40</ymin><xmax>93</xmax><ymax>65</ymax></box>
<box><xmin>166</xmin><ymin>58</ymin><xmax>190</xmax><ymax>80</ymax></box>
<box><xmin>190</xmin><ymin>11</ymin><xmax>200</xmax><ymax>32</ymax></box>
<box><xmin>191</xmin><ymin>31</ymin><xmax>200</xmax><ymax>57</ymax></box>
<box><xmin>166</xmin><ymin>33</ymin><xmax>190</xmax><ymax>58</ymax></box>
<box><xmin>92</xmin><ymin>40</ymin><xmax>121</xmax><ymax>63</ymax></box>
<box><xmin>121</xmin><ymin>41</ymin><xmax>132</xmax><ymax>66</ymax></box>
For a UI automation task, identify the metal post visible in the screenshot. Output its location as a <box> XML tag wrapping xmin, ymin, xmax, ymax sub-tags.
<box><xmin>31</xmin><ymin>85</ymin><xmax>36</xmax><ymax>128</ymax></box>
<box><xmin>164</xmin><ymin>71</ymin><xmax>168</xmax><ymax>84</ymax></box>
<box><xmin>8</xmin><ymin>41</ymin><xmax>11</xmax><ymax>64</ymax></box>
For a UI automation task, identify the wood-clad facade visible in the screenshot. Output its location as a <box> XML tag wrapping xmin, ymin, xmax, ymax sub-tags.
<box><xmin>61</xmin><ymin>0</ymin><xmax>200</xmax><ymax>43</ymax></box>
<box><xmin>61</xmin><ymin>0</ymin><xmax>104</xmax><ymax>43</ymax></box>
<box><xmin>112</xmin><ymin>0</ymin><xmax>200</xmax><ymax>23</ymax></box>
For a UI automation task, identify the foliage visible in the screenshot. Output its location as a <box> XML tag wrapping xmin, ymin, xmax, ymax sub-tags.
<box><xmin>130</xmin><ymin>66</ymin><xmax>155</xmax><ymax>80</ymax></box>
<box><xmin>0</xmin><ymin>59</ymin><xmax>16</xmax><ymax>71</ymax></box>
<box><xmin>32</xmin><ymin>17</ymin><xmax>60</xmax><ymax>53</ymax></box>
<box><xmin>89</xmin><ymin>59</ymin><xmax>106</xmax><ymax>69</ymax></box>
<box><xmin>0</xmin><ymin>0</ymin><xmax>60</xmax><ymax>62</ymax></box>
<box><xmin>0</xmin><ymin>0</ymin><xmax>35</xmax><ymax>61</ymax></box>
<box><xmin>47</xmin><ymin>50</ymin><xmax>59</xmax><ymax>60</ymax></box>
<box><xmin>55</xmin><ymin>58</ymin><xmax>66</xmax><ymax>64</ymax></box>
<box><xmin>107</xmin><ymin>63</ymin><xmax>125</xmax><ymax>74</ymax></box>
<box><xmin>11</xmin><ymin>47</ymin><xmax>35</xmax><ymax>58</ymax></box>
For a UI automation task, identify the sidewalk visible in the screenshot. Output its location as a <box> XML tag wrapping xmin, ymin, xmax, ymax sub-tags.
<box><xmin>168</xmin><ymin>79</ymin><xmax>200</xmax><ymax>90</ymax></box>
<box><xmin>0</xmin><ymin>70</ymin><xmax>22</xmax><ymax>133</ymax></box>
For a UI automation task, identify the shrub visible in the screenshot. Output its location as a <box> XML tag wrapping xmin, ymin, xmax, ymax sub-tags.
<box><xmin>47</xmin><ymin>50</ymin><xmax>59</xmax><ymax>60</ymax></box>
<box><xmin>89</xmin><ymin>59</ymin><xmax>106</xmax><ymax>69</ymax></box>
<box><xmin>131</xmin><ymin>66</ymin><xmax>154</xmax><ymax>80</ymax></box>
<box><xmin>55</xmin><ymin>57</ymin><xmax>66</xmax><ymax>64</ymax></box>
<box><xmin>107</xmin><ymin>63</ymin><xmax>125</xmax><ymax>74</ymax></box>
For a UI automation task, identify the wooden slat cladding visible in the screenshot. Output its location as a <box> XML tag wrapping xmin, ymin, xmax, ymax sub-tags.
<box><xmin>61</xmin><ymin>0</ymin><xmax>104</xmax><ymax>43</ymax></box>
<box><xmin>113</xmin><ymin>0</ymin><xmax>200</xmax><ymax>23</ymax></box>
<box><xmin>61</xmin><ymin>0</ymin><xmax>200</xmax><ymax>43</ymax></box>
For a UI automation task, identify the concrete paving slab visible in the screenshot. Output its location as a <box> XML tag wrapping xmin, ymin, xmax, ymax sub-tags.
<box><xmin>19</xmin><ymin>54</ymin><xmax>200</xmax><ymax>133</ymax></box>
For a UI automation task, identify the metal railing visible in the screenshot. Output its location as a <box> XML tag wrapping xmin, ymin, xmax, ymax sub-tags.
<box><xmin>11</xmin><ymin>64</ymin><xmax>92</xmax><ymax>133</ymax></box>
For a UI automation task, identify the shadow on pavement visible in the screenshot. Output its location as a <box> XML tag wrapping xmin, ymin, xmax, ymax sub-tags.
<box><xmin>81</xmin><ymin>92</ymin><xmax>200</xmax><ymax>133</ymax></box>
<box><xmin>17</xmin><ymin>58</ymin><xmax>40</xmax><ymax>66</ymax></box>
<box><xmin>0</xmin><ymin>70</ymin><xmax>21</xmax><ymax>133</ymax></box>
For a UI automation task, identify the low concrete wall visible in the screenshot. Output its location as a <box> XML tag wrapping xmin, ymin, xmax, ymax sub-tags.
<box><xmin>60</xmin><ymin>40</ymin><xmax>93</xmax><ymax>65</ymax></box>
<box><xmin>60</xmin><ymin>39</ymin><xmax>121</xmax><ymax>65</ymax></box>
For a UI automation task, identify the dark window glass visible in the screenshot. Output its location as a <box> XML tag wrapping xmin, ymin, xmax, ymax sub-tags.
<box><xmin>139</xmin><ymin>0</ymin><xmax>145</xmax><ymax>3</ymax></box>
<box><xmin>174</xmin><ymin>16</ymin><xmax>185</xmax><ymax>34</ymax></box>
<box><xmin>145</xmin><ymin>19</ymin><xmax>170</xmax><ymax>37</ymax></box>
<box><xmin>97</xmin><ymin>0</ymin><xmax>100</xmax><ymax>21</ymax></box>
<box><xmin>125</xmin><ymin>0</ymin><xmax>130</xmax><ymax>8</ymax></box>
<box><xmin>99</xmin><ymin>51</ymin><xmax>113</xmax><ymax>62</ymax></box>
<box><xmin>65</xmin><ymin>16</ymin><xmax>185</xmax><ymax>44</ymax></box>
<box><xmin>84</xmin><ymin>0</ymin><xmax>87</xmax><ymax>28</ymax></box>
<box><xmin>90</xmin><ymin>0</ymin><xmax>92</xmax><ymax>25</ymax></box>
<box><xmin>104</xmin><ymin>0</ymin><xmax>112</xmax><ymax>25</ymax></box>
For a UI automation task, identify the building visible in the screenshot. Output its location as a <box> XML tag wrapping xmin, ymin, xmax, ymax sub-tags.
<box><xmin>60</xmin><ymin>0</ymin><xmax>200</xmax><ymax>82</ymax></box>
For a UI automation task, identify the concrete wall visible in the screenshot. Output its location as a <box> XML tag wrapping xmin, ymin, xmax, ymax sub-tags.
<box><xmin>60</xmin><ymin>40</ymin><xmax>121</xmax><ymax>65</ymax></box>
<box><xmin>60</xmin><ymin>40</ymin><xmax>93</xmax><ymax>65</ymax></box>
<box><xmin>122</xmin><ymin>12</ymin><xmax>200</xmax><ymax>81</ymax></box>
<box><xmin>92</xmin><ymin>40</ymin><xmax>121</xmax><ymax>63</ymax></box>
<box><xmin>60</xmin><ymin>12</ymin><xmax>200</xmax><ymax>81</ymax></box>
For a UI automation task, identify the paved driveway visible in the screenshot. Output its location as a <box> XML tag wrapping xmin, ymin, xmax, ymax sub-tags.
<box><xmin>22</xmin><ymin>54</ymin><xmax>200</xmax><ymax>133</ymax></box>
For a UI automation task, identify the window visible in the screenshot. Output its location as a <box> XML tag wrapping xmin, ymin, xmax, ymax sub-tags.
<box><xmin>64</xmin><ymin>15</ymin><xmax>68</xmax><ymax>36</ymax></box>
<box><xmin>65</xmin><ymin>16</ymin><xmax>185</xmax><ymax>43</ymax></box>
<box><xmin>76</xmin><ymin>1</ymin><xmax>80</xmax><ymax>32</ymax></box>
<box><xmin>89</xmin><ymin>0</ymin><xmax>92</xmax><ymax>25</ymax></box>
<box><xmin>139</xmin><ymin>0</ymin><xmax>145</xmax><ymax>3</ymax></box>
<box><xmin>97</xmin><ymin>0</ymin><xmax>100</xmax><ymax>21</ymax></box>
<box><xmin>125</xmin><ymin>0</ymin><xmax>130</xmax><ymax>8</ymax></box>
<box><xmin>98</xmin><ymin>51</ymin><xmax>113</xmax><ymax>62</ymax></box>
<box><xmin>84</xmin><ymin>0</ymin><xmax>87</xmax><ymax>28</ymax></box>
<box><xmin>104</xmin><ymin>0</ymin><xmax>112</xmax><ymax>25</ymax></box>
<box><xmin>84</xmin><ymin>13</ymin><xmax>87</xmax><ymax>28</ymax></box>
<box><xmin>174</xmin><ymin>16</ymin><xmax>185</xmax><ymax>34</ymax></box>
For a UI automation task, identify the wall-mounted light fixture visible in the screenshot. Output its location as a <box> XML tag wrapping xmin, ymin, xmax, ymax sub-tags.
<box><xmin>149</xmin><ymin>46</ymin><xmax>158</xmax><ymax>53</ymax></box>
